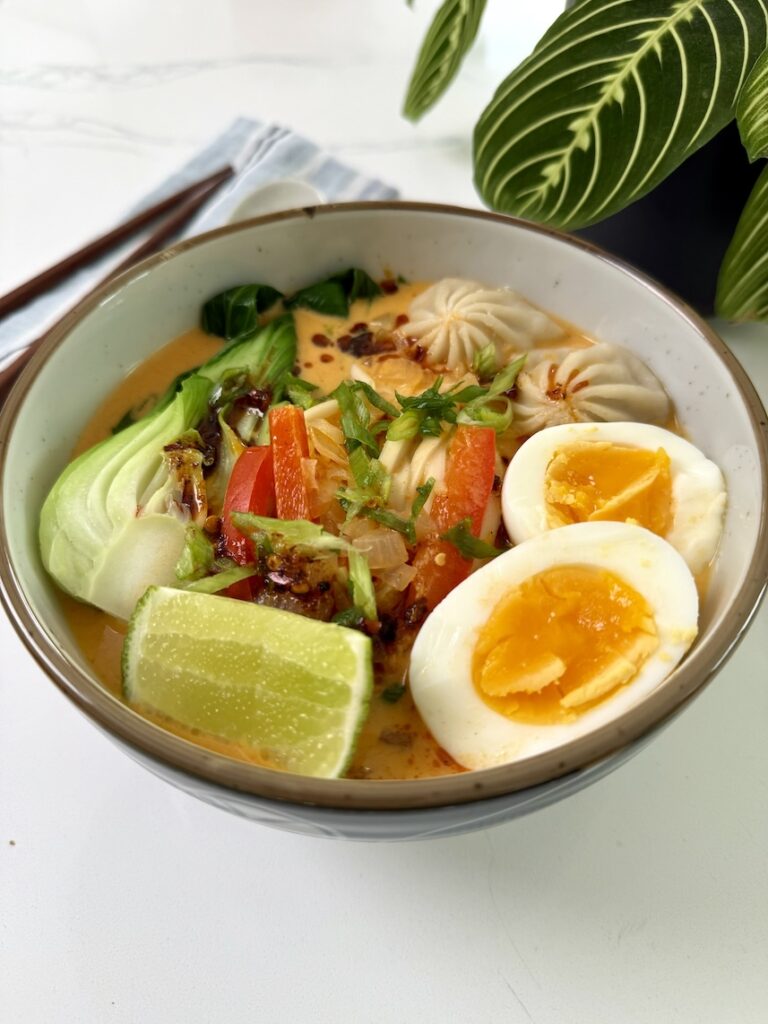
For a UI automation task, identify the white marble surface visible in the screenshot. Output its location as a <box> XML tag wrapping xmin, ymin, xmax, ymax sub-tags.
<box><xmin>1</xmin><ymin>3</ymin><xmax>767</xmax><ymax>1022</ymax></box>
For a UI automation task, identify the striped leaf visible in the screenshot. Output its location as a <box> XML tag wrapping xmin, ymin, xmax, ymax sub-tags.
<box><xmin>737</xmin><ymin>45</ymin><xmax>768</xmax><ymax>159</ymax></box>
<box><xmin>716</xmin><ymin>163</ymin><xmax>768</xmax><ymax>320</ymax></box>
<box><xmin>474</xmin><ymin>0</ymin><xmax>768</xmax><ymax>230</ymax></box>
<box><xmin>404</xmin><ymin>0</ymin><xmax>487</xmax><ymax>122</ymax></box>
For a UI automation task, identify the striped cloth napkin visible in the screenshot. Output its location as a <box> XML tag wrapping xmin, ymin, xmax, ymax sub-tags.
<box><xmin>0</xmin><ymin>118</ymin><xmax>398</xmax><ymax>368</ymax></box>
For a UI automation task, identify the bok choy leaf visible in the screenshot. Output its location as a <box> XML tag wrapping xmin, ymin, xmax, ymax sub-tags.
<box><xmin>39</xmin><ymin>375</ymin><xmax>212</xmax><ymax>620</ymax></box>
<box><xmin>204</xmin><ymin>414</ymin><xmax>246</xmax><ymax>516</ymax></box>
<box><xmin>199</xmin><ymin>314</ymin><xmax>297</xmax><ymax>400</ymax></box>
<box><xmin>39</xmin><ymin>317</ymin><xmax>297</xmax><ymax>620</ymax></box>
<box><xmin>285</xmin><ymin>269</ymin><xmax>382</xmax><ymax>318</ymax></box>
<box><xmin>201</xmin><ymin>284</ymin><xmax>283</xmax><ymax>339</ymax></box>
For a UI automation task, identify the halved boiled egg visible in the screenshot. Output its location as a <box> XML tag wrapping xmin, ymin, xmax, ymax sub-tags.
<box><xmin>409</xmin><ymin>522</ymin><xmax>698</xmax><ymax>770</ymax></box>
<box><xmin>501</xmin><ymin>422</ymin><xmax>726</xmax><ymax>575</ymax></box>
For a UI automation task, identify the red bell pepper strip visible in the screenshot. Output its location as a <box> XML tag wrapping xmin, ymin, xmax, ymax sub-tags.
<box><xmin>269</xmin><ymin>404</ymin><xmax>313</xmax><ymax>521</ymax></box>
<box><xmin>221</xmin><ymin>446</ymin><xmax>275</xmax><ymax>598</ymax></box>
<box><xmin>409</xmin><ymin>424</ymin><xmax>496</xmax><ymax>612</ymax></box>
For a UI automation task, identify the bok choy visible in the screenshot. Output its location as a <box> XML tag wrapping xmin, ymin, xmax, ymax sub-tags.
<box><xmin>39</xmin><ymin>316</ymin><xmax>297</xmax><ymax>620</ymax></box>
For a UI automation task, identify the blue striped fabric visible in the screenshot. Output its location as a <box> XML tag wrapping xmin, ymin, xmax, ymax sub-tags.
<box><xmin>0</xmin><ymin>118</ymin><xmax>398</xmax><ymax>365</ymax></box>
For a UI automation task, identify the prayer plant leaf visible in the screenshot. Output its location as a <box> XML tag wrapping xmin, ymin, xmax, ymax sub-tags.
<box><xmin>716</xmin><ymin>162</ymin><xmax>768</xmax><ymax>321</ymax></box>
<box><xmin>403</xmin><ymin>0</ymin><xmax>487</xmax><ymax>122</ymax></box>
<box><xmin>737</xmin><ymin>45</ymin><xmax>768</xmax><ymax>160</ymax></box>
<box><xmin>474</xmin><ymin>0</ymin><xmax>768</xmax><ymax>229</ymax></box>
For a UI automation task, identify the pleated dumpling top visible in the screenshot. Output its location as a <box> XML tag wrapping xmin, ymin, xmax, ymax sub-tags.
<box><xmin>509</xmin><ymin>343</ymin><xmax>670</xmax><ymax>437</ymax></box>
<box><xmin>405</xmin><ymin>278</ymin><xmax>563</xmax><ymax>370</ymax></box>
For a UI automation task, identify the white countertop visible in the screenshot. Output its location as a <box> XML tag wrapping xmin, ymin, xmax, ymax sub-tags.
<box><xmin>1</xmin><ymin>3</ymin><xmax>767</xmax><ymax>1021</ymax></box>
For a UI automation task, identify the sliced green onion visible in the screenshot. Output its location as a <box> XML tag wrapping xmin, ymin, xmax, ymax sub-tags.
<box><xmin>386</xmin><ymin>408</ymin><xmax>423</xmax><ymax>441</ymax></box>
<box><xmin>338</xmin><ymin>496</ymin><xmax>416</xmax><ymax>544</ymax></box>
<box><xmin>332</xmin><ymin>381</ymin><xmax>381</xmax><ymax>456</ymax></box>
<box><xmin>441</xmin><ymin>517</ymin><xmax>503</xmax><ymax>560</ymax></box>
<box><xmin>284</xmin><ymin>373</ymin><xmax>318</xmax><ymax>410</ymax></box>
<box><xmin>472</xmin><ymin>342</ymin><xmax>498</xmax><ymax>381</ymax></box>
<box><xmin>332</xmin><ymin>606</ymin><xmax>367</xmax><ymax>630</ymax></box>
<box><xmin>230</xmin><ymin>513</ymin><xmax>345</xmax><ymax>553</ymax></box>
<box><xmin>411</xmin><ymin>477</ymin><xmax>436</xmax><ymax>520</ymax></box>
<box><xmin>347</xmin><ymin>548</ymin><xmax>377</xmax><ymax>621</ymax></box>
<box><xmin>184</xmin><ymin>565</ymin><xmax>258</xmax><ymax>594</ymax></box>
<box><xmin>174</xmin><ymin>525</ymin><xmax>215</xmax><ymax>583</ymax></box>
<box><xmin>458</xmin><ymin>396</ymin><xmax>514</xmax><ymax>433</ymax></box>
<box><xmin>486</xmin><ymin>353</ymin><xmax>527</xmax><ymax>397</ymax></box>
<box><xmin>352</xmin><ymin>381</ymin><xmax>399</xmax><ymax>418</ymax></box>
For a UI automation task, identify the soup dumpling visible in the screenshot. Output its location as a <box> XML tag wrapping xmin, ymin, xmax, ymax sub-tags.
<box><xmin>508</xmin><ymin>343</ymin><xmax>670</xmax><ymax>437</ymax></box>
<box><xmin>404</xmin><ymin>278</ymin><xmax>563</xmax><ymax>370</ymax></box>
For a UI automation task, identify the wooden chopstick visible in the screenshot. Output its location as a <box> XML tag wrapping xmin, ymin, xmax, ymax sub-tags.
<box><xmin>105</xmin><ymin>172</ymin><xmax>234</xmax><ymax>279</ymax></box>
<box><xmin>0</xmin><ymin>165</ymin><xmax>234</xmax><ymax>320</ymax></box>
<box><xmin>0</xmin><ymin>168</ymin><xmax>234</xmax><ymax>403</ymax></box>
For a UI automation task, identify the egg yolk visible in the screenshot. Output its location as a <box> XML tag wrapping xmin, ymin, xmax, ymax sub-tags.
<box><xmin>545</xmin><ymin>442</ymin><xmax>673</xmax><ymax>537</ymax></box>
<box><xmin>472</xmin><ymin>566</ymin><xmax>658</xmax><ymax>724</ymax></box>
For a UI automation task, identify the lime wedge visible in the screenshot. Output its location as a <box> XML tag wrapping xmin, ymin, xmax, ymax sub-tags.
<box><xmin>122</xmin><ymin>586</ymin><xmax>372</xmax><ymax>778</ymax></box>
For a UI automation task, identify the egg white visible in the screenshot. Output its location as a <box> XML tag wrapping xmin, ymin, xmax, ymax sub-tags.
<box><xmin>409</xmin><ymin>522</ymin><xmax>699</xmax><ymax>771</ymax></box>
<box><xmin>501</xmin><ymin>422</ymin><xmax>727</xmax><ymax>575</ymax></box>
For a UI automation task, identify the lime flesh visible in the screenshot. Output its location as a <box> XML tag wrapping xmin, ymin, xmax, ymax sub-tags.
<box><xmin>122</xmin><ymin>586</ymin><xmax>373</xmax><ymax>778</ymax></box>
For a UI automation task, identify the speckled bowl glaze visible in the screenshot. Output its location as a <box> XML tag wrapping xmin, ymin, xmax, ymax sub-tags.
<box><xmin>1</xmin><ymin>203</ymin><xmax>766</xmax><ymax>841</ymax></box>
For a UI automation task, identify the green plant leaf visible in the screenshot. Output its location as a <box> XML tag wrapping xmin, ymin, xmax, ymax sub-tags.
<box><xmin>403</xmin><ymin>0</ymin><xmax>487</xmax><ymax>122</ymax></box>
<box><xmin>737</xmin><ymin>44</ymin><xmax>768</xmax><ymax>160</ymax></box>
<box><xmin>716</xmin><ymin>162</ymin><xmax>768</xmax><ymax>321</ymax></box>
<box><xmin>474</xmin><ymin>0</ymin><xmax>768</xmax><ymax>229</ymax></box>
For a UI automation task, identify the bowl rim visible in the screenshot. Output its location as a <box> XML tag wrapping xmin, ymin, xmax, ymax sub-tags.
<box><xmin>1</xmin><ymin>199</ymin><xmax>766</xmax><ymax>812</ymax></box>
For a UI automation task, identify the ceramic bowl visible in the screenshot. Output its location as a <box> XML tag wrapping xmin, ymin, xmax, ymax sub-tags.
<box><xmin>1</xmin><ymin>203</ymin><xmax>766</xmax><ymax>841</ymax></box>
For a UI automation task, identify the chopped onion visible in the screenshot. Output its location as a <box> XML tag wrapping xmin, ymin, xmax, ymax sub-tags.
<box><xmin>373</xmin><ymin>582</ymin><xmax>404</xmax><ymax>614</ymax></box>
<box><xmin>313</xmin><ymin>463</ymin><xmax>347</xmax><ymax>517</ymax></box>
<box><xmin>361</xmin><ymin>357</ymin><xmax>432</xmax><ymax>402</ymax></box>
<box><xmin>376</xmin><ymin>563</ymin><xmax>417</xmax><ymax>591</ymax></box>
<box><xmin>414</xmin><ymin>509</ymin><xmax>436</xmax><ymax>543</ymax></box>
<box><xmin>305</xmin><ymin>399</ymin><xmax>339</xmax><ymax>423</ymax></box>
<box><xmin>350</xmin><ymin>364</ymin><xmax>376</xmax><ymax>387</ymax></box>
<box><xmin>340</xmin><ymin>518</ymin><xmax>371</xmax><ymax>540</ymax></box>
<box><xmin>352</xmin><ymin>528</ymin><xmax>409</xmax><ymax>569</ymax></box>
<box><xmin>308</xmin><ymin>418</ymin><xmax>348</xmax><ymax>467</ymax></box>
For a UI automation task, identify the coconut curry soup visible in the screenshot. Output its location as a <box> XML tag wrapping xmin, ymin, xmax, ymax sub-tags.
<box><xmin>42</xmin><ymin>269</ymin><xmax>726</xmax><ymax>780</ymax></box>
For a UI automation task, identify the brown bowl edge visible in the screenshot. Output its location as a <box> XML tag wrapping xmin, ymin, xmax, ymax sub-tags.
<box><xmin>1</xmin><ymin>200</ymin><xmax>767</xmax><ymax>812</ymax></box>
